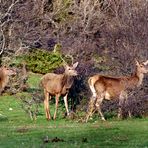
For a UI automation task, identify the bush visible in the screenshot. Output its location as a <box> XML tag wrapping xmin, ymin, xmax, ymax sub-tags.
<box><xmin>11</xmin><ymin>49</ymin><xmax>63</xmax><ymax>74</ymax></box>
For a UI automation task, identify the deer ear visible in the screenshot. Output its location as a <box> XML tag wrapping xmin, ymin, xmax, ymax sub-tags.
<box><xmin>73</xmin><ymin>62</ymin><xmax>78</xmax><ymax>69</ymax></box>
<box><xmin>135</xmin><ymin>59</ymin><xmax>140</xmax><ymax>66</ymax></box>
<box><xmin>143</xmin><ymin>60</ymin><xmax>148</xmax><ymax>65</ymax></box>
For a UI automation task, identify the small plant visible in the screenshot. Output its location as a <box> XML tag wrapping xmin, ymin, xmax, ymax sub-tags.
<box><xmin>17</xmin><ymin>91</ymin><xmax>43</xmax><ymax>120</ymax></box>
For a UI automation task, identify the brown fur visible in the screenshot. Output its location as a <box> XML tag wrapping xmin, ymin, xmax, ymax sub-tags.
<box><xmin>40</xmin><ymin>62</ymin><xmax>78</xmax><ymax>120</ymax></box>
<box><xmin>86</xmin><ymin>60</ymin><xmax>148</xmax><ymax>121</ymax></box>
<box><xmin>90</xmin><ymin>74</ymin><xmax>139</xmax><ymax>99</ymax></box>
<box><xmin>0</xmin><ymin>67</ymin><xmax>9</xmax><ymax>93</ymax></box>
<box><xmin>0</xmin><ymin>67</ymin><xmax>15</xmax><ymax>94</ymax></box>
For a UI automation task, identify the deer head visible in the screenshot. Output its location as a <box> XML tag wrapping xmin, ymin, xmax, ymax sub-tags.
<box><xmin>2</xmin><ymin>67</ymin><xmax>16</xmax><ymax>76</ymax></box>
<box><xmin>64</xmin><ymin>62</ymin><xmax>79</xmax><ymax>76</ymax></box>
<box><xmin>135</xmin><ymin>60</ymin><xmax>148</xmax><ymax>74</ymax></box>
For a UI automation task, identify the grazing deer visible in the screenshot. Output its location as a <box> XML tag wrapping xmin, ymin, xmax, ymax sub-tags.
<box><xmin>0</xmin><ymin>66</ymin><xmax>16</xmax><ymax>94</ymax></box>
<box><xmin>86</xmin><ymin>60</ymin><xmax>148</xmax><ymax>122</ymax></box>
<box><xmin>40</xmin><ymin>62</ymin><xmax>78</xmax><ymax>120</ymax></box>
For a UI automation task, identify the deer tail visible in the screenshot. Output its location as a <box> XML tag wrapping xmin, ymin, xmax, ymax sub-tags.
<box><xmin>88</xmin><ymin>75</ymin><xmax>100</xmax><ymax>99</ymax></box>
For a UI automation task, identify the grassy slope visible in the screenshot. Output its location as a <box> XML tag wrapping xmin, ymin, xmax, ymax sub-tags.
<box><xmin>0</xmin><ymin>73</ymin><xmax>148</xmax><ymax>148</ymax></box>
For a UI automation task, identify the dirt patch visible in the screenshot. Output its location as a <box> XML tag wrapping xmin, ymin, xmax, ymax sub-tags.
<box><xmin>113</xmin><ymin>135</ymin><xmax>128</xmax><ymax>141</ymax></box>
<box><xmin>43</xmin><ymin>136</ymin><xmax>65</xmax><ymax>143</ymax></box>
<box><xmin>16</xmin><ymin>127</ymin><xmax>29</xmax><ymax>133</ymax></box>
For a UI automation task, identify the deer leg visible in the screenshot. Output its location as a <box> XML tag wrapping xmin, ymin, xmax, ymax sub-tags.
<box><xmin>118</xmin><ymin>99</ymin><xmax>123</xmax><ymax>119</ymax></box>
<box><xmin>125</xmin><ymin>96</ymin><xmax>132</xmax><ymax>118</ymax></box>
<box><xmin>125</xmin><ymin>94</ymin><xmax>132</xmax><ymax>118</ymax></box>
<box><xmin>85</xmin><ymin>97</ymin><xmax>96</xmax><ymax>122</ymax></box>
<box><xmin>44</xmin><ymin>90</ymin><xmax>51</xmax><ymax>120</ymax></box>
<box><xmin>96</xmin><ymin>104</ymin><xmax>105</xmax><ymax>121</ymax></box>
<box><xmin>96</xmin><ymin>96</ymin><xmax>105</xmax><ymax>121</ymax></box>
<box><xmin>128</xmin><ymin>110</ymin><xmax>132</xmax><ymax>118</ymax></box>
<box><xmin>118</xmin><ymin>106</ymin><xmax>122</xmax><ymax>119</ymax></box>
<box><xmin>53</xmin><ymin>94</ymin><xmax>60</xmax><ymax>120</ymax></box>
<box><xmin>118</xmin><ymin>91</ymin><xmax>127</xmax><ymax>119</ymax></box>
<box><xmin>85</xmin><ymin>83</ymin><xmax>98</xmax><ymax>122</ymax></box>
<box><xmin>64</xmin><ymin>94</ymin><xmax>69</xmax><ymax>116</ymax></box>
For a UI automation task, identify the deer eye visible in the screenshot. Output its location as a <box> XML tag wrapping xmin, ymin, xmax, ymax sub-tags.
<box><xmin>140</xmin><ymin>65</ymin><xmax>144</xmax><ymax>68</ymax></box>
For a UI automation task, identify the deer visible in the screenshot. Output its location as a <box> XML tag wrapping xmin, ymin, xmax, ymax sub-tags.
<box><xmin>0</xmin><ymin>66</ymin><xmax>16</xmax><ymax>95</ymax></box>
<box><xmin>40</xmin><ymin>62</ymin><xmax>79</xmax><ymax>120</ymax></box>
<box><xmin>85</xmin><ymin>60</ymin><xmax>148</xmax><ymax>122</ymax></box>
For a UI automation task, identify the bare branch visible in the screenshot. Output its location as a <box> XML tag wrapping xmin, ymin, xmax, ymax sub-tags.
<box><xmin>0</xmin><ymin>0</ymin><xmax>20</xmax><ymax>27</ymax></box>
<box><xmin>0</xmin><ymin>28</ymin><xmax>5</xmax><ymax>55</ymax></box>
<box><xmin>0</xmin><ymin>0</ymin><xmax>20</xmax><ymax>55</ymax></box>
<box><xmin>65</xmin><ymin>54</ymin><xmax>74</xmax><ymax>65</ymax></box>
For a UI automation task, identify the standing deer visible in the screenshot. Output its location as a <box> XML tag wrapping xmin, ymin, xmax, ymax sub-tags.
<box><xmin>86</xmin><ymin>60</ymin><xmax>148</xmax><ymax>122</ymax></box>
<box><xmin>0</xmin><ymin>66</ymin><xmax>16</xmax><ymax>95</ymax></box>
<box><xmin>40</xmin><ymin>62</ymin><xmax>78</xmax><ymax>120</ymax></box>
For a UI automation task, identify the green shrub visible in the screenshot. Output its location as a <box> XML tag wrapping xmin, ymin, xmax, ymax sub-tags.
<box><xmin>11</xmin><ymin>49</ymin><xmax>63</xmax><ymax>74</ymax></box>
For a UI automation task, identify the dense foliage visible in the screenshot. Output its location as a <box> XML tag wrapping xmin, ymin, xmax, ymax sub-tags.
<box><xmin>12</xmin><ymin>49</ymin><xmax>63</xmax><ymax>74</ymax></box>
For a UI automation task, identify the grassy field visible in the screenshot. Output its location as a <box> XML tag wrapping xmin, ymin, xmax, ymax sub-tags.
<box><xmin>0</xmin><ymin>73</ymin><xmax>148</xmax><ymax>148</ymax></box>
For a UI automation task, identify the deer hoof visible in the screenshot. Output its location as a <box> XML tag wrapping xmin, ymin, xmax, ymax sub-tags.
<box><xmin>101</xmin><ymin>117</ymin><xmax>106</xmax><ymax>121</ymax></box>
<box><xmin>117</xmin><ymin>114</ymin><xmax>122</xmax><ymax>119</ymax></box>
<box><xmin>46</xmin><ymin>117</ymin><xmax>51</xmax><ymax>121</ymax></box>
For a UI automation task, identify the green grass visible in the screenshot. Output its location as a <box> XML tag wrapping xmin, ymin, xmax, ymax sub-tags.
<box><xmin>0</xmin><ymin>73</ymin><xmax>148</xmax><ymax>148</ymax></box>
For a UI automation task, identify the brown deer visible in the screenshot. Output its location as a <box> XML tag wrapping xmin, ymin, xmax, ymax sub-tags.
<box><xmin>86</xmin><ymin>60</ymin><xmax>148</xmax><ymax>122</ymax></box>
<box><xmin>0</xmin><ymin>66</ymin><xmax>16</xmax><ymax>94</ymax></box>
<box><xmin>40</xmin><ymin>62</ymin><xmax>78</xmax><ymax>120</ymax></box>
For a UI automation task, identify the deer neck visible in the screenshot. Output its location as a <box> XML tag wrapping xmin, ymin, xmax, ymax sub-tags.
<box><xmin>124</xmin><ymin>69</ymin><xmax>144</xmax><ymax>89</ymax></box>
<box><xmin>135</xmin><ymin>70</ymin><xmax>144</xmax><ymax>87</ymax></box>
<box><xmin>63</xmin><ymin>74</ymin><xmax>74</xmax><ymax>88</ymax></box>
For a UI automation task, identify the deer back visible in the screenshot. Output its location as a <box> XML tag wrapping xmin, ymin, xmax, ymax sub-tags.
<box><xmin>92</xmin><ymin>76</ymin><xmax>124</xmax><ymax>98</ymax></box>
<box><xmin>40</xmin><ymin>73</ymin><xmax>64</xmax><ymax>94</ymax></box>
